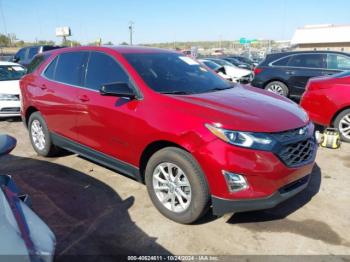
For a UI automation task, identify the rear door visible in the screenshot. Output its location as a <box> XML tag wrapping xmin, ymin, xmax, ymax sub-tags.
<box><xmin>38</xmin><ymin>51</ymin><xmax>88</xmax><ymax>141</ymax></box>
<box><xmin>76</xmin><ymin>51</ymin><xmax>140</xmax><ymax>162</ymax></box>
<box><xmin>285</xmin><ymin>53</ymin><xmax>327</xmax><ymax>96</ymax></box>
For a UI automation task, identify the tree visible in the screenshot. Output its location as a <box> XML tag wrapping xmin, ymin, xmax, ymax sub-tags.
<box><xmin>0</xmin><ymin>34</ymin><xmax>10</xmax><ymax>47</ymax></box>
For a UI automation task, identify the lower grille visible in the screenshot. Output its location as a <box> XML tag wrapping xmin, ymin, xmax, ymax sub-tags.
<box><xmin>277</xmin><ymin>139</ymin><xmax>315</xmax><ymax>167</ymax></box>
<box><xmin>0</xmin><ymin>107</ymin><xmax>20</xmax><ymax>113</ymax></box>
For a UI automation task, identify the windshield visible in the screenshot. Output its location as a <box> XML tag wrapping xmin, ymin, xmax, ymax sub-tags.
<box><xmin>0</xmin><ymin>65</ymin><xmax>26</xmax><ymax>81</ymax></box>
<box><xmin>209</xmin><ymin>59</ymin><xmax>232</xmax><ymax>67</ymax></box>
<box><xmin>124</xmin><ymin>53</ymin><xmax>232</xmax><ymax>94</ymax></box>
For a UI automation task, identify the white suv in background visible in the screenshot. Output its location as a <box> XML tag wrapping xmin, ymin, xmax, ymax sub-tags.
<box><xmin>0</xmin><ymin>62</ymin><xmax>26</xmax><ymax>118</ymax></box>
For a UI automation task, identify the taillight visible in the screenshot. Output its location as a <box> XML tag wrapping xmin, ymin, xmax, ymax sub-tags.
<box><xmin>254</xmin><ymin>67</ymin><xmax>263</xmax><ymax>75</ymax></box>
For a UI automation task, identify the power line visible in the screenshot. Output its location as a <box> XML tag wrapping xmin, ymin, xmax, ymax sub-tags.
<box><xmin>0</xmin><ymin>0</ymin><xmax>7</xmax><ymax>35</ymax></box>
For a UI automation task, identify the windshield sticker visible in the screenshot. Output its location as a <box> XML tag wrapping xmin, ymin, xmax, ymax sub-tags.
<box><xmin>179</xmin><ymin>56</ymin><xmax>199</xmax><ymax>65</ymax></box>
<box><xmin>12</xmin><ymin>66</ymin><xmax>25</xmax><ymax>71</ymax></box>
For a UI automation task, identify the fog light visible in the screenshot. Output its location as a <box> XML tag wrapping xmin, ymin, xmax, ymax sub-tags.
<box><xmin>222</xmin><ymin>171</ymin><xmax>248</xmax><ymax>192</ymax></box>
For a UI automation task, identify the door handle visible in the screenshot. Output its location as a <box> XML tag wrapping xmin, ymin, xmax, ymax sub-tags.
<box><xmin>40</xmin><ymin>84</ymin><xmax>47</xmax><ymax>90</ymax></box>
<box><xmin>78</xmin><ymin>95</ymin><xmax>90</xmax><ymax>102</ymax></box>
<box><xmin>286</xmin><ymin>71</ymin><xmax>296</xmax><ymax>75</ymax></box>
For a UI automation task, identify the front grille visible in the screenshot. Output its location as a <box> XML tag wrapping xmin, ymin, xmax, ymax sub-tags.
<box><xmin>277</xmin><ymin>139</ymin><xmax>315</xmax><ymax>167</ymax></box>
<box><xmin>0</xmin><ymin>107</ymin><xmax>20</xmax><ymax>113</ymax></box>
<box><xmin>272</xmin><ymin>125</ymin><xmax>309</xmax><ymax>142</ymax></box>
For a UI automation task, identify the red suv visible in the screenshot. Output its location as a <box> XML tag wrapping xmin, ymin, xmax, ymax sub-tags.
<box><xmin>301</xmin><ymin>71</ymin><xmax>350</xmax><ymax>142</ymax></box>
<box><xmin>20</xmin><ymin>46</ymin><xmax>317</xmax><ymax>224</ymax></box>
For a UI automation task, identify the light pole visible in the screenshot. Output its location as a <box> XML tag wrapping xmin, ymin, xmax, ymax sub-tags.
<box><xmin>129</xmin><ymin>21</ymin><xmax>134</xmax><ymax>45</ymax></box>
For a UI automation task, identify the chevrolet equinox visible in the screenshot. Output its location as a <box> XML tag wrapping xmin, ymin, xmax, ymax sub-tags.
<box><xmin>20</xmin><ymin>46</ymin><xmax>317</xmax><ymax>224</ymax></box>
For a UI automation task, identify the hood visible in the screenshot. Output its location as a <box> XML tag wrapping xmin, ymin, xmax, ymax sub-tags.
<box><xmin>0</xmin><ymin>80</ymin><xmax>20</xmax><ymax>95</ymax></box>
<box><xmin>224</xmin><ymin>66</ymin><xmax>251</xmax><ymax>78</ymax></box>
<box><xmin>171</xmin><ymin>85</ymin><xmax>309</xmax><ymax>132</ymax></box>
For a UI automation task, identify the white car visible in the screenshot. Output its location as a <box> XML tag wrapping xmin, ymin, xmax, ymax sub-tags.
<box><xmin>206</xmin><ymin>58</ymin><xmax>253</xmax><ymax>83</ymax></box>
<box><xmin>198</xmin><ymin>59</ymin><xmax>233</xmax><ymax>81</ymax></box>
<box><xmin>0</xmin><ymin>61</ymin><xmax>26</xmax><ymax>118</ymax></box>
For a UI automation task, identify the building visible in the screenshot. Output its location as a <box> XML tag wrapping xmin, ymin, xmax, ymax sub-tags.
<box><xmin>291</xmin><ymin>24</ymin><xmax>350</xmax><ymax>52</ymax></box>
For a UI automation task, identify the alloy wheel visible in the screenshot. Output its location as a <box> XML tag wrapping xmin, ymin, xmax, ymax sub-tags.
<box><xmin>339</xmin><ymin>114</ymin><xmax>350</xmax><ymax>140</ymax></box>
<box><xmin>31</xmin><ymin>119</ymin><xmax>46</xmax><ymax>151</ymax></box>
<box><xmin>152</xmin><ymin>162</ymin><xmax>192</xmax><ymax>213</ymax></box>
<box><xmin>267</xmin><ymin>84</ymin><xmax>284</xmax><ymax>95</ymax></box>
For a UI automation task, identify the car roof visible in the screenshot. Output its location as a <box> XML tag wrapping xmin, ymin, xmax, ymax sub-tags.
<box><xmin>0</xmin><ymin>61</ymin><xmax>22</xmax><ymax>66</ymax></box>
<box><xmin>47</xmin><ymin>45</ymin><xmax>179</xmax><ymax>56</ymax></box>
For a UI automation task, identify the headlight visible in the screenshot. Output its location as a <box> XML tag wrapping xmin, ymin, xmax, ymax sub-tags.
<box><xmin>205</xmin><ymin>124</ymin><xmax>274</xmax><ymax>150</ymax></box>
<box><xmin>0</xmin><ymin>93</ymin><xmax>19</xmax><ymax>101</ymax></box>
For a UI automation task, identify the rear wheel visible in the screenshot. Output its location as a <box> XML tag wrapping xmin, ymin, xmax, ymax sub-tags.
<box><xmin>145</xmin><ymin>147</ymin><xmax>209</xmax><ymax>224</ymax></box>
<box><xmin>265</xmin><ymin>81</ymin><xmax>289</xmax><ymax>97</ymax></box>
<box><xmin>334</xmin><ymin>109</ymin><xmax>350</xmax><ymax>143</ymax></box>
<box><xmin>28</xmin><ymin>112</ymin><xmax>59</xmax><ymax>156</ymax></box>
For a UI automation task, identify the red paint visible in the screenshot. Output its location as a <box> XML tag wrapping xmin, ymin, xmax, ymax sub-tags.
<box><xmin>301</xmin><ymin>74</ymin><xmax>350</xmax><ymax>126</ymax></box>
<box><xmin>20</xmin><ymin>46</ymin><xmax>314</xmax><ymax>201</ymax></box>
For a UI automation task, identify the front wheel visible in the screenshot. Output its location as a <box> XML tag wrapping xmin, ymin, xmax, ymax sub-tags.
<box><xmin>145</xmin><ymin>147</ymin><xmax>210</xmax><ymax>224</ymax></box>
<box><xmin>265</xmin><ymin>81</ymin><xmax>289</xmax><ymax>97</ymax></box>
<box><xmin>334</xmin><ymin>109</ymin><xmax>350</xmax><ymax>143</ymax></box>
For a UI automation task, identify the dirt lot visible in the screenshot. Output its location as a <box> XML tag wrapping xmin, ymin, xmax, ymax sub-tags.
<box><xmin>1</xmin><ymin>118</ymin><xmax>350</xmax><ymax>260</ymax></box>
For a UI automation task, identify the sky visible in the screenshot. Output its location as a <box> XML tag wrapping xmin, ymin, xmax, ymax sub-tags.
<box><xmin>0</xmin><ymin>0</ymin><xmax>350</xmax><ymax>45</ymax></box>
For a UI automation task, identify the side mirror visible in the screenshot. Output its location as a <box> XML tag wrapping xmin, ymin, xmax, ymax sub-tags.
<box><xmin>0</xmin><ymin>135</ymin><xmax>17</xmax><ymax>156</ymax></box>
<box><xmin>100</xmin><ymin>82</ymin><xmax>136</xmax><ymax>99</ymax></box>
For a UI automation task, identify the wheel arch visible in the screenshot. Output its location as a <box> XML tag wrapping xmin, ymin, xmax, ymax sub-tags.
<box><xmin>25</xmin><ymin>106</ymin><xmax>39</xmax><ymax>127</ymax></box>
<box><xmin>263</xmin><ymin>78</ymin><xmax>289</xmax><ymax>89</ymax></box>
<box><xmin>331</xmin><ymin>106</ymin><xmax>350</xmax><ymax>126</ymax></box>
<box><xmin>139</xmin><ymin>140</ymin><xmax>190</xmax><ymax>183</ymax></box>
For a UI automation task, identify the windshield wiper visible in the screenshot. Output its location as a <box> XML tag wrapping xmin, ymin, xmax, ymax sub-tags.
<box><xmin>207</xmin><ymin>85</ymin><xmax>235</xmax><ymax>92</ymax></box>
<box><xmin>160</xmin><ymin>91</ymin><xmax>192</xmax><ymax>95</ymax></box>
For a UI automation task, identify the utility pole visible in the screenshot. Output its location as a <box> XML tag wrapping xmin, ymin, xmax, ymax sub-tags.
<box><xmin>129</xmin><ymin>21</ymin><xmax>134</xmax><ymax>45</ymax></box>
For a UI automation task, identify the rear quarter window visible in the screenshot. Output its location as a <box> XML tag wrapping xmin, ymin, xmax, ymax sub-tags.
<box><xmin>27</xmin><ymin>54</ymin><xmax>49</xmax><ymax>74</ymax></box>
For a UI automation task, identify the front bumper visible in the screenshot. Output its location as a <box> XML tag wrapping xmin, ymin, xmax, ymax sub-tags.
<box><xmin>212</xmin><ymin>174</ymin><xmax>310</xmax><ymax>215</ymax></box>
<box><xmin>0</xmin><ymin>100</ymin><xmax>21</xmax><ymax>117</ymax></box>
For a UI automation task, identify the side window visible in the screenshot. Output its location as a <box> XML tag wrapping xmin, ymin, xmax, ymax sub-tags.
<box><xmin>43</xmin><ymin>57</ymin><xmax>58</xmax><ymax>80</ymax></box>
<box><xmin>15</xmin><ymin>48</ymin><xmax>26</xmax><ymax>61</ymax></box>
<box><xmin>27</xmin><ymin>54</ymin><xmax>49</xmax><ymax>74</ymax></box>
<box><xmin>85</xmin><ymin>52</ymin><xmax>129</xmax><ymax>90</ymax></box>
<box><xmin>54</xmin><ymin>52</ymin><xmax>87</xmax><ymax>86</ymax></box>
<box><xmin>28</xmin><ymin>47</ymin><xmax>40</xmax><ymax>60</ymax></box>
<box><xmin>327</xmin><ymin>54</ymin><xmax>350</xmax><ymax>70</ymax></box>
<box><xmin>272</xmin><ymin>56</ymin><xmax>291</xmax><ymax>66</ymax></box>
<box><xmin>288</xmin><ymin>54</ymin><xmax>326</xmax><ymax>69</ymax></box>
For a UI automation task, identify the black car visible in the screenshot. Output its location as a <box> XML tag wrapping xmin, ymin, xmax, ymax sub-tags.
<box><xmin>229</xmin><ymin>55</ymin><xmax>258</xmax><ymax>67</ymax></box>
<box><xmin>12</xmin><ymin>45</ymin><xmax>63</xmax><ymax>67</ymax></box>
<box><xmin>222</xmin><ymin>57</ymin><xmax>253</xmax><ymax>70</ymax></box>
<box><xmin>251</xmin><ymin>51</ymin><xmax>350</xmax><ymax>98</ymax></box>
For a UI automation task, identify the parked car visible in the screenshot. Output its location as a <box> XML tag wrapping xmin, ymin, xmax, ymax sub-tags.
<box><xmin>0</xmin><ymin>61</ymin><xmax>26</xmax><ymax>118</ymax></box>
<box><xmin>252</xmin><ymin>51</ymin><xmax>350</xmax><ymax>98</ymax></box>
<box><xmin>0</xmin><ymin>134</ymin><xmax>56</xmax><ymax>261</ymax></box>
<box><xmin>301</xmin><ymin>71</ymin><xmax>350</xmax><ymax>142</ymax></box>
<box><xmin>229</xmin><ymin>55</ymin><xmax>258</xmax><ymax>67</ymax></box>
<box><xmin>20</xmin><ymin>46</ymin><xmax>317</xmax><ymax>224</ymax></box>
<box><xmin>222</xmin><ymin>57</ymin><xmax>253</xmax><ymax>70</ymax></box>
<box><xmin>198</xmin><ymin>59</ymin><xmax>233</xmax><ymax>81</ymax></box>
<box><xmin>12</xmin><ymin>45</ymin><xmax>62</xmax><ymax>67</ymax></box>
<box><xmin>205</xmin><ymin>58</ymin><xmax>253</xmax><ymax>83</ymax></box>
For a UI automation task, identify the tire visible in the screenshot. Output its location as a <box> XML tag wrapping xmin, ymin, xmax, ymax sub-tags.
<box><xmin>334</xmin><ymin>109</ymin><xmax>350</xmax><ymax>143</ymax></box>
<box><xmin>145</xmin><ymin>147</ymin><xmax>210</xmax><ymax>224</ymax></box>
<box><xmin>264</xmin><ymin>81</ymin><xmax>289</xmax><ymax>97</ymax></box>
<box><xmin>28</xmin><ymin>112</ymin><xmax>59</xmax><ymax>156</ymax></box>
